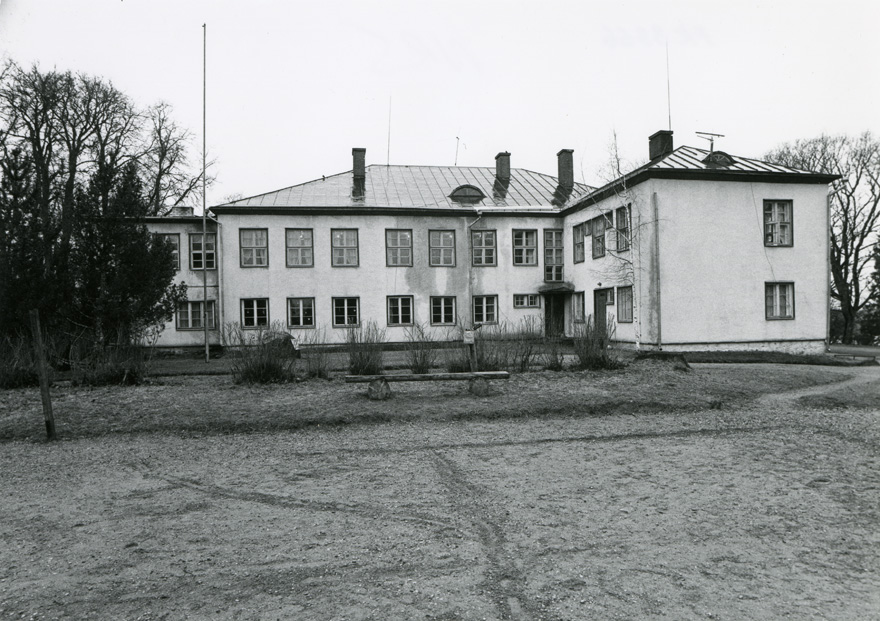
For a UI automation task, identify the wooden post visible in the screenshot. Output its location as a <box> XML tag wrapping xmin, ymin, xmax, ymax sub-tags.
<box><xmin>28</xmin><ymin>310</ymin><xmax>57</xmax><ymax>441</ymax></box>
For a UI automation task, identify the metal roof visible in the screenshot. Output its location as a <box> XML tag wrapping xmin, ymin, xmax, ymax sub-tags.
<box><xmin>217</xmin><ymin>165</ymin><xmax>593</xmax><ymax>211</ymax></box>
<box><xmin>646</xmin><ymin>145</ymin><xmax>820</xmax><ymax>175</ymax></box>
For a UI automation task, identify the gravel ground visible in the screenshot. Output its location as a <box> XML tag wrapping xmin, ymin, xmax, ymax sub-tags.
<box><xmin>0</xmin><ymin>365</ymin><xmax>878</xmax><ymax>620</ymax></box>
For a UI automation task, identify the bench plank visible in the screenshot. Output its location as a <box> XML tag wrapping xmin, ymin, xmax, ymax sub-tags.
<box><xmin>344</xmin><ymin>371</ymin><xmax>510</xmax><ymax>383</ymax></box>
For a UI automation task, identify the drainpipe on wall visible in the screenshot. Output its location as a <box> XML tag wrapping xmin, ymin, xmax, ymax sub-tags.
<box><xmin>825</xmin><ymin>193</ymin><xmax>831</xmax><ymax>348</ymax></box>
<box><xmin>213</xmin><ymin>217</ymin><xmax>223</xmax><ymax>344</ymax></box>
<box><xmin>466</xmin><ymin>211</ymin><xmax>483</xmax><ymax>330</ymax></box>
<box><xmin>652</xmin><ymin>191</ymin><xmax>662</xmax><ymax>350</ymax></box>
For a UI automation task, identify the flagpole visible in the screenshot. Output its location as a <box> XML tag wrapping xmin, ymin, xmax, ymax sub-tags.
<box><xmin>202</xmin><ymin>23</ymin><xmax>209</xmax><ymax>364</ymax></box>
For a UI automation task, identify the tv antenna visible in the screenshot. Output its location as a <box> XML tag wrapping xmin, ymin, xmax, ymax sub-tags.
<box><xmin>454</xmin><ymin>136</ymin><xmax>460</xmax><ymax>166</ymax></box>
<box><xmin>696</xmin><ymin>131</ymin><xmax>724</xmax><ymax>152</ymax></box>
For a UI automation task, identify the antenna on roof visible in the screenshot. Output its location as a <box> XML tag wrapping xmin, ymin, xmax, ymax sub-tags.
<box><xmin>666</xmin><ymin>42</ymin><xmax>672</xmax><ymax>131</ymax></box>
<box><xmin>696</xmin><ymin>131</ymin><xmax>724</xmax><ymax>153</ymax></box>
<box><xmin>455</xmin><ymin>137</ymin><xmax>460</xmax><ymax>166</ymax></box>
<box><xmin>386</xmin><ymin>96</ymin><xmax>392</xmax><ymax>166</ymax></box>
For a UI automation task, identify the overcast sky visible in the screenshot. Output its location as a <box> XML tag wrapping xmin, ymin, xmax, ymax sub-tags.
<box><xmin>1</xmin><ymin>0</ymin><xmax>878</xmax><ymax>207</ymax></box>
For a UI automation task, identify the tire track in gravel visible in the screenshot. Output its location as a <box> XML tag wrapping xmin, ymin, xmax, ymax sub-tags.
<box><xmin>754</xmin><ymin>366</ymin><xmax>879</xmax><ymax>406</ymax></box>
<box><xmin>431</xmin><ymin>450</ymin><xmax>539</xmax><ymax>621</ymax></box>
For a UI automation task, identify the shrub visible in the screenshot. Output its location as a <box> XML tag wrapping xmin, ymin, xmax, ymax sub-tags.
<box><xmin>71</xmin><ymin>342</ymin><xmax>150</xmax><ymax>386</ymax></box>
<box><xmin>572</xmin><ymin>315</ymin><xmax>623</xmax><ymax>370</ymax></box>
<box><xmin>223</xmin><ymin>321</ymin><xmax>296</xmax><ymax>384</ymax></box>
<box><xmin>345</xmin><ymin>321</ymin><xmax>385</xmax><ymax>375</ymax></box>
<box><xmin>404</xmin><ymin>323</ymin><xmax>436</xmax><ymax>374</ymax></box>
<box><xmin>0</xmin><ymin>335</ymin><xmax>40</xmax><ymax>389</ymax></box>
<box><xmin>541</xmin><ymin>336</ymin><xmax>567</xmax><ymax>371</ymax></box>
<box><xmin>296</xmin><ymin>328</ymin><xmax>332</xmax><ymax>379</ymax></box>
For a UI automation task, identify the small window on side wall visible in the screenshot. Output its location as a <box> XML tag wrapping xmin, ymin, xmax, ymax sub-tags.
<box><xmin>764</xmin><ymin>200</ymin><xmax>792</xmax><ymax>247</ymax></box>
<box><xmin>765</xmin><ymin>282</ymin><xmax>794</xmax><ymax>319</ymax></box>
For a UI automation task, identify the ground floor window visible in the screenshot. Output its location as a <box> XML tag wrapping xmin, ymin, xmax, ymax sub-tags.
<box><xmin>617</xmin><ymin>286</ymin><xmax>633</xmax><ymax>323</ymax></box>
<box><xmin>765</xmin><ymin>282</ymin><xmax>794</xmax><ymax>319</ymax></box>
<box><xmin>473</xmin><ymin>295</ymin><xmax>498</xmax><ymax>324</ymax></box>
<box><xmin>241</xmin><ymin>298</ymin><xmax>269</xmax><ymax>328</ymax></box>
<box><xmin>387</xmin><ymin>296</ymin><xmax>414</xmax><ymax>326</ymax></box>
<box><xmin>513</xmin><ymin>294</ymin><xmax>540</xmax><ymax>308</ymax></box>
<box><xmin>333</xmin><ymin>297</ymin><xmax>360</xmax><ymax>326</ymax></box>
<box><xmin>287</xmin><ymin>297</ymin><xmax>315</xmax><ymax>328</ymax></box>
<box><xmin>176</xmin><ymin>300</ymin><xmax>216</xmax><ymax>330</ymax></box>
<box><xmin>431</xmin><ymin>296</ymin><xmax>456</xmax><ymax>325</ymax></box>
<box><xmin>572</xmin><ymin>292</ymin><xmax>585</xmax><ymax>323</ymax></box>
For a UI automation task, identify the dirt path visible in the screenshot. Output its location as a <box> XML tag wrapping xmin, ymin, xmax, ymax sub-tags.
<box><xmin>753</xmin><ymin>365</ymin><xmax>880</xmax><ymax>406</ymax></box>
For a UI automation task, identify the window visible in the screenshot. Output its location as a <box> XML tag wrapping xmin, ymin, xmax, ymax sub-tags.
<box><xmin>513</xmin><ymin>294</ymin><xmax>540</xmax><ymax>308</ymax></box>
<box><xmin>431</xmin><ymin>296</ymin><xmax>456</xmax><ymax>325</ymax></box>
<box><xmin>176</xmin><ymin>300</ymin><xmax>216</xmax><ymax>330</ymax></box>
<box><xmin>616</xmin><ymin>206</ymin><xmax>631</xmax><ymax>251</ymax></box>
<box><xmin>286</xmin><ymin>229</ymin><xmax>313</xmax><ymax>267</ymax></box>
<box><xmin>544</xmin><ymin>229</ymin><xmax>563</xmax><ymax>282</ymax></box>
<box><xmin>189</xmin><ymin>233</ymin><xmax>216</xmax><ymax>270</ymax></box>
<box><xmin>386</xmin><ymin>229</ymin><xmax>413</xmax><ymax>267</ymax></box>
<box><xmin>287</xmin><ymin>297</ymin><xmax>315</xmax><ymax>328</ymax></box>
<box><xmin>592</xmin><ymin>214</ymin><xmax>610</xmax><ymax>259</ymax></box>
<box><xmin>154</xmin><ymin>233</ymin><xmax>180</xmax><ymax>270</ymax></box>
<box><xmin>387</xmin><ymin>296</ymin><xmax>414</xmax><ymax>326</ymax></box>
<box><xmin>331</xmin><ymin>229</ymin><xmax>359</xmax><ymax>267</ymax></box>
<box><xmin>601</xmin><ymin>287</ymin><xmax>615</xmax><ymax>305</ymax></box>
<box><xmin>617</xmin><ymin>286</ymin><xmax>633</xmax><ymax>323</ymax></box>
<box><xmin>573</xmin><ymin>224</ymin><xmax>585</xmax><ymax>263</ymax></box>
<box><xmin>241</xmin><ymin>298</ymin><xmax>269</xmax><ymax>328</ymax></box>
<box><xmin>472</xmin><ymin>230</ymin><xmax>496</xmax><ymax>266</ymax></box>
<box><xmin>333</xmin><ymin>297</ymin><xmax>360</xmax><ymax>326</ymax></box>
<box><xmin>765</xmin><ymin>282</ymin><xmax>794</xmax><ymax>320</ymax></box>
<box><xmin>240</xmin><ymin>229</ymin><xmax>268</xmax><ymax>267</ymax></box>
<box><xmin>473</xmin><ymin>295</ymin><xmax>498</xmax><ymax>324</ymax></box>
<box><xmin>513</xmin><ymin>229</ymin><xmax>537</xmax><ymax>265</ymax></box>
<box><xmin>764</xmin><ymin>200</ymin><xmax>792</xmax><ymax>246</ymax></box>
<box><xmin>429</xmin><ymin>230</ymin><xmax>455</xmax><ymax>266</ymax></box>
<box><xmin>572</xmin><ymin>292</ymin><xmax>585</xmax><ymax>323</ymax></box>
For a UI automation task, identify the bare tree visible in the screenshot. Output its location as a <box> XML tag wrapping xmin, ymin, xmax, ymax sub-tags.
<box><xmin>766</xmin><ymin>133</ymin><xmax>880</xmax><ymax>343</ymax></box>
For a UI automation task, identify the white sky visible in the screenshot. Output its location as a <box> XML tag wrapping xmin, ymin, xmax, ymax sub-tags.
<box><xmin>1</xmin><ymin>0</ymin><xmax>878</xmax><ymax>206</ymax></box>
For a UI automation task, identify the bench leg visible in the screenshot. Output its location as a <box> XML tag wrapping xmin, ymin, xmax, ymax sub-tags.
<box><xmin>367</xmin><ymin>378</ymin><xmax>392</xmax><ymax>400</ymax></box>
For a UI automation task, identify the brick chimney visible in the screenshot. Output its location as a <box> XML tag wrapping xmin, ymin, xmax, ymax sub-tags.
<box><xmin>352</xmin><ymin>147</ymin><xmax>366</xmax><ymax>179</ymax></box>
<box><xmin>495</xmin><ymin>152</ymin><xmax>510</xmax><ymax>182</ymax></box>
<box><xmin>557</xmin><ymin>149</ymin><xmax>574</xmax><ymax>190</ymax></box>
<box><xmin>648</xmin><ymin>130</ymin><xmax>674</xmax><ymax>160</ymax></box>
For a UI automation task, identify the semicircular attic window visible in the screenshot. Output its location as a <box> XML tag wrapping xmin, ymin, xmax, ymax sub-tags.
<box><xmin>702</xmin><ymin>151</ymin><xmax>735</xmax><ymax>168</ymax></box>
<box><xmin>450</xmin><ymin>185</ymin><xmax>485</xmax><ymax>204</ymax></box>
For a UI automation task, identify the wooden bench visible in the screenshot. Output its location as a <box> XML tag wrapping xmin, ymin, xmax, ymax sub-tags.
<box><xmin>344</xmin><ymin>371</ymin><xmax>510</xmax><ymax>399</ymax></box>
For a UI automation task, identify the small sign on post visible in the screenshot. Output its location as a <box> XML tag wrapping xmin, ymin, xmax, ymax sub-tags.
<box><xmin>462</xmin><ymin>330</ymin><xmax>475</xmax><ymax>345</ymax></box>
<box><xmin>463</xmin><ymin>330</ymin><xmax>478</xmax><ymax>372</ymax></box>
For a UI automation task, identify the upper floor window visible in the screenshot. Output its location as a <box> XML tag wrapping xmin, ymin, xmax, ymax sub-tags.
<box><xmin>154</xmin><ymin>233</ymin><xmax>180</xmax><ymax>270</ymax></box>
<box><xmin>332</xmin><ymin>229</ymin><xmax>359</xmax><ymax>267</ymax></box>
<box><xmin>616</xmin><ymin>206</ymin><xmax>631</xmax><ymax>252</ymax></box>
<box><xmin>592</xmin><ymin>214</ymin><xmax>611</xmax><ymax>259</ymax></box>
<box><xmin>189</xmin><ymin>233</ymin><xmax>216</xmax><ymax>270</ymax></box>
<box><xmin>573</xmin><ymin>224</ymin><xmax>585</xmax><ymax>263</ymax></box>
<box><xmin>286</xmin><ymin>229</ymin><xmax>313</xmax><ymax>267</ymax></box>
<box><xmin>544</xmin><ymin>229</ymin><xmax>563</xmax><ymax>282</ymax></box>
<box><xmin>472</xmin><ymin>230</ymin><xmax>496</xmax><ymax>266</ymax></box>
<box><xmin>386</xmin><ymin>229</ymin><xmax>413</xmax><ymax>267</ymax></box>
<box><xmin>429</xmin><ymin>230</ymin><xmax>455</xmax><ymax>266</ymax></box>
<box><xmin>240</xmin><ymin>229</ymin><xmax>268</xmax><ymax>267</ymax></box>
<box><xmin>765</xmin><ymin>282</ymin><xmax>794</xmax><ymax>320</ymax></box>
<box><xmin>512</xmin><ymin>229</ymin><xmax>537</xmax><ymax>265</ymax></box>
<box><xmin>764</xmin><ymin>200</ymin><xmax>792</xmax><ymax>246</ymax></box>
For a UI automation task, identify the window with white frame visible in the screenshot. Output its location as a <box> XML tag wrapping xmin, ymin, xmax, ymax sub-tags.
<box><xmin>287</xmin><ymin>297</ymin><xmax>315</xmax><ymax>327</ymax></box>
<box><xmin>617</xmin><ymin>286</ymin><xmax>633</xmax><ymax>323</ymax></box>
<box><xmin>176</xmin><ymin>300</ymin><xmax>216</xmax><ymax>330</ymax></box>
<box><xmin>286</xmin><ymin>229</ymin><xmax>313</xmax><ymax>267</ymax></box>
<box><xmin>331</xmin><ymin>229</ymin><xmax>359</xmax><ymax>266</ymax></box>
<box><xmin>473</xmin><ymin>295</ymin><xmax>498</xmax><ymax>324</ymax></box>
<box><xmin>471</xmin><ymin>230</ymin><xmax>496</xmax><ymax>266</ymax></box>
<box><xmin>592</xmin><ymin>214</ymin><xmax>609</xmax><ymax>259</ymax></box>
<box><xmin>386</xmin><ymin>229</ymin><xmax>413</xmax><ymax>267</ymax></box>
<box><xmin>513</xmin><ymin>229</ymin><xmax>537</xmax><ymax>265</ymax></box>
<box><xmin>240</xmin><ymin>229</ymin><xmax>269</xmax><ymax>267</ymax></box>
<box><xmin>387</xmin><ymin>296</ymin><xmax>414</xmax><ymax>326</ymax></box>
<box><xmin>765</xmin><ymin>282</ymin><xmax>794</xmax><ymax>319</ymax></box>
<box><xmin>572</xmin><ymin>292</ymin><xmax>585</xmax><ymax>323</ymax></box>
<box><xmin>431</xmin><ymin>296</ymin><xmax>456</xmax><ymax>325</ymax></box>
<box><xmin>573</xmin><ymin>223</ymin><xmax>586</xmax><ymax>263</ymax></box>
<box><xmin>154</xmin><ymin>233</ymin><xmax>180</xmax><ymax>270</ymax></box>
<box><xmin>513</xmin><ymin>294</ymin><xmax>540</xmax><ymax>308</ymax></box>
<box><xmin>241</xmin><ymin>298</ymin><xmax>269</xmax><ymax>328</ymax></box>
<box><xmin>764</xmin><ymin>200</ymin><xmax>792</xmax><ymax>247</ymax></box>
<box><xmin>544</xmin><ymin>229</ymin><xmax>563</xmax><ymax>282</ymax></box>
<box><xmin>429</xmin><ymin>230</ymin><xmax>455</xmax><ymax>266</ymax></box>
<box><xmin>189</xmin><ymin>233</ymin><xmax>216</xmax><ymax>270</ymax></box>
<box><xmin>616</xmin><ymin>206</ymin><xmax>631</xmax><ymax>251</ymax></box>
<box><xmin>333</xmin><ymin>297</ymin><xmax>359</xmax><ymax>326</ymax></box>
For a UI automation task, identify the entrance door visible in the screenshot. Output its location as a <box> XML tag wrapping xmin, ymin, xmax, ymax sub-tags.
<box><xmin>593</xmin><ymin>289</ymin><xmax>609</xmax><ymax>338</ymax></box>
<box><xmin>544</xmin><ymin>294</ymin><xmax>565</xmax><ymax>337</ymax></box>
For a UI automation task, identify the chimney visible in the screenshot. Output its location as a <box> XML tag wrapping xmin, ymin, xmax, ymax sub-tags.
<box><xmin>495</xmin><ymin>152</ymin><xmax>510</xmax><ymax>181</ymax></box>
<box><xmin>648</xmin><ymin>130</ymin><xmax>674</xmax><ymax>160</ymax></box>
<box><xmin>352</xmin><ymin>147</ymin><xmax>366</xmax><ymax>179</ymax></box>
<box><xmin>557</xmin><ymin>149</ymin><xmax>574</xmax><ymax>190</ymax></box>
<box><xmin>171</xmin><ymin>206</ymin><xmax>194</xmax><ymax>217</ymax></box>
